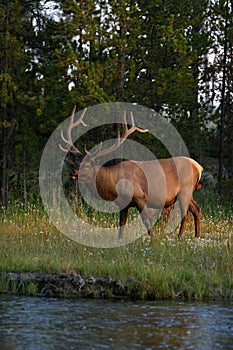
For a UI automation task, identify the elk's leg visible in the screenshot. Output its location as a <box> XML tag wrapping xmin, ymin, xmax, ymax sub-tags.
<box><xmin>178</xmin><ymin>191</ymin><xmax>191</xmax><ymax>237</ymax></box>
<box><xmin>119</xmin><ymin>207</ymin><xmax>129</xmax><ymax>240</ymax></box>
<box><xmin>162</xmin><ymin>206</ymin><xmax>173</xmax><ymax>226</ymax></box>
<box><xmin>189</xmin><ymin>197</ymin><xmax>201</xmax><ymax>237</ymax></box>
<box><xmin>136</xmin><ymin>201</ymin><xmax>153</xmax><ymax>236</ymax></box>
<box><xmin>178</xmin><ymin>215</ymin><xmax>187</xmax><ymax>237</ymax></box>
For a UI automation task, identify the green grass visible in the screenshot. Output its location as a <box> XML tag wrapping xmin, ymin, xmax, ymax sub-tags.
<box><xmin>0</xmin><ymin>191</ymin><xmax>232</xmax><ymax>300</ymax></box>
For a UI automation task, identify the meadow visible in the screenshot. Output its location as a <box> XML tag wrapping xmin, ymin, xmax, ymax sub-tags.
<box><xmin>0</xmin><ymin>190</ymin><xmax>232</xmax><ymax>300</ymax></box>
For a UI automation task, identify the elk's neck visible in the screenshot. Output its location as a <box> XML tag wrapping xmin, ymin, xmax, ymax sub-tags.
<box><xmin>86</xmin><ymin>166</ymin><xmax>117</xmax><ymax>201</ymax></box>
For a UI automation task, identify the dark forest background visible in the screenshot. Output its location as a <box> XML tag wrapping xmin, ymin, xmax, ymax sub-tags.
<box><xmin>0</xmin><ymin>0</ymin><xmax>233</xmax><ymax>206</ymax></box>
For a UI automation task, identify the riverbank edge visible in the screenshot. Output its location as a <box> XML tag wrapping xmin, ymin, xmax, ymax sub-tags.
<box><xmin>0</xmin><ymin>272</ymin><xmax>232</xmax><ymax>301</ymax></box>
<box><xmin>0</xmin><ymin>272</ymin><xmax>141</xmax><ymax>300</ymax></box>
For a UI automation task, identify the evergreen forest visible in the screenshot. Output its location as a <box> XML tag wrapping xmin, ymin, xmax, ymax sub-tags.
<box><xmin>1</xmin><ymin>0</ymin><xmax>233</xmax><ymax>206</ymax></box>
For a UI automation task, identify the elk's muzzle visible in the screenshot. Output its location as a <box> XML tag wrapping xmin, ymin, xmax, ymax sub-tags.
<box><xmin>70</xmin><ymin>169</ymin><xmax>79</xmax><ymax>180</ymax></box>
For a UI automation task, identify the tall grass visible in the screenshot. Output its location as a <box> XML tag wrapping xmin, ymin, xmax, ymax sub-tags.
<box><xmin>0</xmin><ymin>191</ymin><xmax>232</xmax><ymax>299</ymax></box>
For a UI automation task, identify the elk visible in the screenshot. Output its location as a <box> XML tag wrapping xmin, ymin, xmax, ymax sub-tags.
<box><xmin>60</xmin><ymin>107</ymin><xmax>203</xmax><ymax>239</ymax></box>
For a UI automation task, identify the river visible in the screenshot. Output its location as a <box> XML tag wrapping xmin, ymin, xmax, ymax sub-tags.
<box><xmin>0</xmin><ymin>295</ymin><xmax>232</xmax><ymax>349</ymax></box>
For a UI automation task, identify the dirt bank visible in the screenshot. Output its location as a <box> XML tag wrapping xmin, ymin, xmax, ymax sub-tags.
<box><xmin>0</xmin><ymin>272</ymin><xmax>142</xmax><ymax>299</ymax></box>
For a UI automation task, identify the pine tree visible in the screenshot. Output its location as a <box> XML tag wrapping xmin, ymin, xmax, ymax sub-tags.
<box><xmin>0</xmin><ymin>0</ymin><xmax>35</xmax><ymax>205</ymax></box>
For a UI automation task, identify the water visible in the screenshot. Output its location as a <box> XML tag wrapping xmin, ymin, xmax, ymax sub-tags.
<box><xmin>0</xmin><ymin>295</ymin><xmax>232</xmax><ymax>350</ymax></box>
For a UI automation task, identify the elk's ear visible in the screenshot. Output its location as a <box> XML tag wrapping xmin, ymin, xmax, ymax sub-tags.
<box><xmin>74</xmin><ymin>154</ymin><xmax>84</xmax><ymax>169</ymax></box>
<box><xmin>64</xmin><ymin>156</ymin><xmax>74</xmax><ymax>167</ymax></box>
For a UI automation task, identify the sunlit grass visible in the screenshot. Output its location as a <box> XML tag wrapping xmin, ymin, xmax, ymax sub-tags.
<box><xmin>0</xmin><ymin>191</ymin><xmax>232</xmax><ymax>300</ymax></box>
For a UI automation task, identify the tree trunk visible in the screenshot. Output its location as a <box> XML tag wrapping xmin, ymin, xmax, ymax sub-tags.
<box><xmin>1</xmin><ymin>126</ymin><xmax>9</xmax><ymax>207</ymax></box>
<box><xmin>218</xmin><ymin>0</ymin><xmax>229</xmax><ymax>197</ymax></box>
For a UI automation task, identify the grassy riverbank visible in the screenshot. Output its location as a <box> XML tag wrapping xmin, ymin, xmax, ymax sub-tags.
<box><xmin>0</xmin><ymin>191</ymin><xmax>232</xmax><ymax>300</ymax></box>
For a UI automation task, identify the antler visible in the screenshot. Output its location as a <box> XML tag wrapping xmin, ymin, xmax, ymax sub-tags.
<box><xmin>85</xmin><ymin>111</ymin><xmax>148</xmax><ymax>162</ymax></box>
<box><xmin>59</xmin><ymin>106</ymin><xmax>87</xmax><ymax>155</ymax></box>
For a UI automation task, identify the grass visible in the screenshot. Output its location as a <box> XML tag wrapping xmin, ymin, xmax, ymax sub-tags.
<box><xmin>0</xmin><ymin>190</ymin><xmax>232</xmax><ymax>300</ymax></box>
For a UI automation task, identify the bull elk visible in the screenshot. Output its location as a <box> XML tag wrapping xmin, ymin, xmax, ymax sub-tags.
<box><xmin>60</xmin><ymin>107</ymin><xmax>203</xmax><ymax>239</ymax></box>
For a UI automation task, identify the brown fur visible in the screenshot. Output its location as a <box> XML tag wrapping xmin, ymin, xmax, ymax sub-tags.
<box><xmin>74</xmin><ymin>156</ymin><xmax>203</xmax><ymax>239</ymax></box>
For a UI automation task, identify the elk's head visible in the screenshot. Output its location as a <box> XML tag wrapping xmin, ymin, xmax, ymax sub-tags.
<box><xmin>59</xmin><ymin>107</ymin><xmax>148</xmax><ymax>184</ymax></box>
